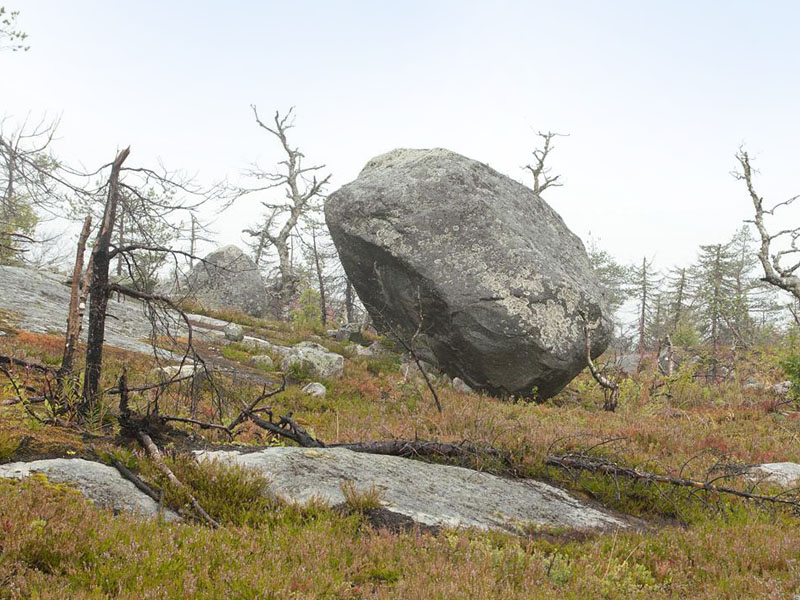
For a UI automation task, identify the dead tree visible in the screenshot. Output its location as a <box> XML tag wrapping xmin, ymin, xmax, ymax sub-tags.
<box><xmin>583</xmin><ymin>316</ymin><xmax>619</xmax><ymax>411</ymax></box>
<box><xmin>523</xmin><ymin>131</ymin><xmax>567</xmax><ymax>196</ymax></box>
<box><xmin>241</xmin><ymin>106</ymin><xmax>330</xmax><ymax>318</ymax></box>
<box><xmin>79</xmin><ymin>148</ymin><xmax>130</xmax><ymax>412</ymax></box>
<box><xmin>62</xmin><ymin>145</ymin><xmax>227</xmax><ymax>418</ymax></box>
<box><xmin>58</xmin><ymin>215</ymin><xmax>93</xmax><ymax>386</ymax></box>
<box><xmin>735</xmin><ymin>149</ymin><xmax>800</xmax><ymax>302</ymax></box>
<box><xmin>299</xmin><ymin>218</ymin><xmax>335</xmax><ymax>326</ymax></box>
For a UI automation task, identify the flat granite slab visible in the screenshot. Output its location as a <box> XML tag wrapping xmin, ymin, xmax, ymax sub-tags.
<box><xmin>0</xmin><ymin>458</ymin><xmax>179</xmax><ymax>521</ymax></box>
<box><xmin>197</xmin><ymin>447</ymin><xmax>629</xmax><ymax>533</ymax></box>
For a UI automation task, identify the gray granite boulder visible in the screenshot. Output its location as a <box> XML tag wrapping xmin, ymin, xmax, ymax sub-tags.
<box><xmin>184</xmin><ymin>245</ymin><xmax>269</xmax><ymax>317</ymax></box>
<box><xmin>224</xmin><ymin>322</ymin><xmax>244</xmax><ymax>342</ymax></box>
<box><xmin>0</xmin><ymin>459</ymin><xmax>179</xmax><ymax>521</ymax></box>
<box><xmin>196</xmin><ymin>447</ymin><xmax>628</xmax><ymax>533</ymax></box>
<box><xmin>249</xmin><ymin>354</ymin><xmax>275</xmax><ymax>369</ymax></box>
<box><xmin>280</xmin><ymin>342</ymin><xmax>344</xmax><ymax>379</ymax></box>
<box><xmin>302</xmin><ymin>382</ymin><xmax>327</xmax><ymax>397</ymax></box>
<box><xmin>325</xmin><ymin>148</ymin><xmax>611</xmax><ymax>398</ymax></box>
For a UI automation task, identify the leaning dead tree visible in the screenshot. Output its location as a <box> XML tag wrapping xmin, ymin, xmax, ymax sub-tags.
<box><xmin>582</xmin><ymin>315</ymin><xmax>619</xmax><ymax>411</ymax></box>
<box><xmin>735</xmin><ymin>149</ymin><xmax>800</xmax><ymax>302</ymax></box>
<box><xmin>523</xmin><ymin>130</ymin><xmax>567</xmax><ymax>196</ymax></box>
<box><xmin>241</xmin><ymin>106</ymin><xmax>330</xmax><ymax>318</ymax></box>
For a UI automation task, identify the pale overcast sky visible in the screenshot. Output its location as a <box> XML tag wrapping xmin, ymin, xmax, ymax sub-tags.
<box><xmin>2</xmin><ymin>1</ymin><xmax>799</xmax><ymax>271</ymax></box>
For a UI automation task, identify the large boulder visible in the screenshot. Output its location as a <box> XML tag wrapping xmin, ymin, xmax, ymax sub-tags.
<box><xmin>325</xmin><ymin>148</ymin><xmax>612</xmax><ymax>398</ymax></box>
<box><xmin>184</xmin><ymin>245</ymin><xmax>269</xmax><ymax>317</ymax></box>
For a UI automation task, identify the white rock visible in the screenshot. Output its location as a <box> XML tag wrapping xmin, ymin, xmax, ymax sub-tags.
<box><xmin>0</xmin><ymin>458</ymin><xmax>179</xmax><ymax>521</ymax></box>
<box><xmin>452</xmin><ymin>377</ymin><xmax>474</xmax><ymax>394</ymax></box>
<box><xmin>749</xmin><ymin>462</ymin><xmax>800</xmax><ymax>487</ymax></box>
<box><xmin>239</xmin><ymin>336</ymin><xmax>279</xmax><ymax>353</ymax></box>
<box><xmin>196</xmin><ymin>447</ymin><xmax>628</xmax><ymax>533</ymax></box>
<box><xmin>224</xmin><ymin>322</ymin><xmax>244</xmax><ymax>342</ymax></box>
<box><xmin>151</xmin><ymin>364</ymin><xmax>205</xmax><ymax>382</ymax></box>
<box><xmin>773</xmin><ymin>381</ymin><xmax>793</xmax><ymax>397</ymax></box>
<box><xmin>249</xmin><ymin>354</ymin><xmax>274</xmax><ymax>369</ymax></box>
<box><xmin>281</xmin><ymin>342</ymin><xmax>344</xmax><ymax>379</ymax></box>
<box><xmin>302</xmin><ymin>382</ymin><xmax>327</xmax><ymax>397</ymax></box>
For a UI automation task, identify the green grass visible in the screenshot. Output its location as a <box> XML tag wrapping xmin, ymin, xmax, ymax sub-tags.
<box><xmin>1</xmin><ymin>476</ymin><xmax>799</xmax><ymax>599</ymax></box>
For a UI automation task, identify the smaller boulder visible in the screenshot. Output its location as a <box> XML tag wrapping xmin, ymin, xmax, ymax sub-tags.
<box><xmin>151</xmin><ymin>364</ymin><xmax>205</xmax><ymax>383</ymax></box>
<box><xmin>352</xmin><ymin>344</ymin><xmax>374</xmax><ymax>357</ymax></box>
<box><xmin>452</xmin><ymin>377</ymin><xmax>474</xmax><ymax>394</ymax></box>
<box><xmin>224</xmin><ymin>323</ymin><xmax>244</xmax><ymax>342</ymax></box>
<box><xmin>281</xmin><ymin>342</ymin><xmax>345</xmax><ymax>379</ymax></box>
<box><xmin>249</xmin><ymin>355</ymin><xmax>274</xmax><ymax>369</ymax></box>
<box><xmin>773</xmin><ymin>381</ymin><xmax>793</xmax><ymax>397</ymax></box>
<box><xmin>302</xmin><ymin>382</ymin><xmax>327</xmax><ymax>397</ymax></box>
<box><xmin>239</xmin><ymin>336</ymin><xmax>278</xmax><ymax>353</ymax></box>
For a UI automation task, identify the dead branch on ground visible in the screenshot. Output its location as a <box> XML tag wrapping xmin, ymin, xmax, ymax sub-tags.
<box><xmin>136</xmin><ymin>430</ymin><xmax>219</xmax><ymax>528</ymax></box>
<box><xmin>546</xmin><ymin>452</ymin><xmax>800</xmax><ymax>509</ymax></box>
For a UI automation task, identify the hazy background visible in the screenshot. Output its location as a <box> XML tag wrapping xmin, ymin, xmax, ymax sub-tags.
<box><xmin>2</xmin><ymin>0</ymin><xmax>799</xmax><ymax>270</ymax></box>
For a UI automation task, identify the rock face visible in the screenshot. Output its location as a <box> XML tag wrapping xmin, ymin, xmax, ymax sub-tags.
<box><xmin>197</xmin><ymin>447</ymin><xmax>628</xmax><ymax>533</ymax></box>
<box><xmin>0</xmin><ymin>459</ymin><xmax>179</xmax><ymax>521</ymax></box>
<box><xmin>325</xmin><ymin>148</ymin><xmax>612</xmax><ymax>398</ymax></box>
<box><xmin>185</xmin><ymin>246</ymin><xmax>269</xmax><ymax>317</ymax></box>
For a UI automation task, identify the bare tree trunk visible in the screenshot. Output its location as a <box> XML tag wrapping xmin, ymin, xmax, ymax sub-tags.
<box><xmin>637</xmin><ymin>257</ymin><xmax>648</xmax><ymax>371</ymax></box>
<box><xmin>189</xmin><ymin>214</ymin><xmax>196</xmax><ymax>268</ymax></box>
<box><xmin>711</xmin><ymin>244</ymin><xmax>722</xmax><ymax>380</ymax></box>
<box><xmin>59</xmin><ymin>215</ymin><xmax>92</xmax><ymax>382</ymax></box>
<box><xmin>672</xmin><ymin>268</ymin><xmax>686</xmax><ymax>331</ymax></box>
<box><xmin>80</xmin><ymin>148</ymin><xmax>130</xmax><ymax>415</ymax></box>
<box><xmin>116</xmin><ymin>210</ymin><xmax>124</xmax><ymax>277</ymax></box>
<box><xmin>310</xmin><ymin>229</ymin><xmax>327</xmax><ymax>326</ymax></box>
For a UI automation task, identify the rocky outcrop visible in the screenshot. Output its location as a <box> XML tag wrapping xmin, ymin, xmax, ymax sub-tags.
<box><xmin>325</xmin><ymin>148</ymin><xmax>612</xmax><ymax>398</ymax></box>
<box><xmin>196</xmin><ymin>447</ymin><xmax>628</xmax><ymax>533</ymax></box>
<box><xmin>184</xmin><ymin>246</ymin><xmax>269</xmax><ymax>317</ymax></box>
<box><xmin>0</xmin><ymin>265</ymin><xmax>216</xmax><ymax>360</ymax></box>
<box><xmin>0</xmin><ymin>459</ymin><xmax>179</xmax><ymax>521</ymax></box>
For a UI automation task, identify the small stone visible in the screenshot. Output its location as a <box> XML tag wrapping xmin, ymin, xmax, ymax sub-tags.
<box><xmin>302</xmin><ymin>382</ymin><xmax>326</xmax><ymax>397</ymax></box>
<box><xmin>773</xmin><ymin>381</ymin><xmax>793</xmax><ymax>397</ymax></box>
<box><xmin>151</xmin><ymin>364</ymin><xmax>205</xmax><ymax>382</ymax></box>
<box><xmin>224</xmin><ymin>322</ymin><xmax>244</xmax><ymax>342</ymax></box>
<box><xmin>249</xmin><ymin>355</ymin><xmax>274</xmax><ymax>369</ymax></box>
<box><xmin>352</xmin><ymin>344</ymin><xmax>374</xmax><ymax>357</ymax></box>
<box><xmin>452</xmin><ymin>377</ymin><xmax>473</xmax><ymax>394</ymax></box>
<box><xmin>239</xmin><ymin>336</ymin><xmax>277</xmax><ymax>352</ymax></box>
